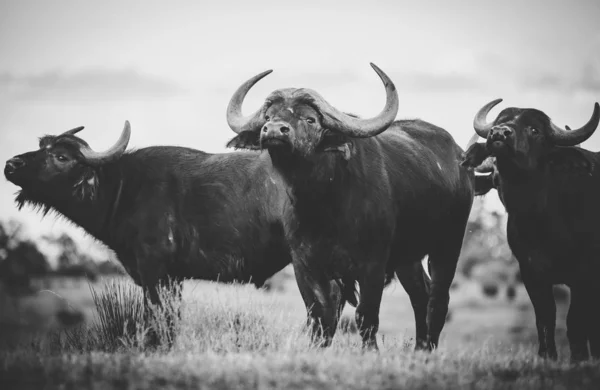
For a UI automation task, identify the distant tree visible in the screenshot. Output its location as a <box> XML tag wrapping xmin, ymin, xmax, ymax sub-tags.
<box><xmin>0</xmin><ymin>220</ymin><xmax>51</xmax><ymax>287</ymax></box>
<box><xmin>43</xmin><ymin>233</ymin><xmax>81</xmax><ymax>269</ymax></box>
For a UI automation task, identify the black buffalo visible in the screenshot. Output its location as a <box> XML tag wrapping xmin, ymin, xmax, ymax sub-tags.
<box><xmin>3</xmin><ymin>122</ymin><xmax>348</xmax><ymax>345</ymax></box>
<box><xmin>225</xmin><ymin>63</ymin><xmax>475</xmax><ymax>350</ymax></box>
<box><xmin>460</xmin><ymin>99</ymin><xmax>600</xmax><ymax>362</ymax></box>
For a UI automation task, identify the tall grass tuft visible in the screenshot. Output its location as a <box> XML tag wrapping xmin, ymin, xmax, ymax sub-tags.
<box><xmin>90</xmin><ymin>278</ymin><xmax>147</xmax><ymax>351</ymax></box>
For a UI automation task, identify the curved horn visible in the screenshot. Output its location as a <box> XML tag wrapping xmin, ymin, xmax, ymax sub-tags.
<box><xmin>60</xmin><ymin>126</ymin><xmax>85</xmax><ymax>136</ymax></box>
<box><xmin>79</xmin><ymin>121</ymin><xmax>131</xmax><ymax>165</ymax></box>
<box><xmin>547</xmin><ymin>102</ymin><xmax>600</xmax><ymax>146</ymax></box>
<box><xmin>226</xmin><ymin>70</ymin><xmax>273</xmax><ymax>134</ymax></box>
<box><xmin>473</xmin><ymin>98</ymin><xmax>503</xmax><ymax>138</ymax></box>
<box><xmin>317</xmin><ymin>63</ymin><xmax>399</xmax><ymax>138</ymax></box>
<box><xmin>475</xmin><ymin>157</ymin><xmax>496</xmax><ymax>173</ymax></box>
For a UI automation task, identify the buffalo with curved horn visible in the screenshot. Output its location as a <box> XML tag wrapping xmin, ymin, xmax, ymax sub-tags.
<box><xmin>4</xmin><ymin>121</ymin><xmax>350</xmax><ymax>346</ymax></box>
<box><xmin>226</xmin><ymin>63</ymin><xmax>476</xmax><ymax>350</ymax></box>
<box><xmin>461</xmin><ymin>99</ymin><xmax>600</xmax><ymax>362</ymax></box>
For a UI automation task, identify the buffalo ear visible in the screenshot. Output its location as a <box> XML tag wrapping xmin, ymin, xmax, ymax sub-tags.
<box><xmin>545</xmin><ymin>147</ymin><xmax>594</xmax><ymax>176</ymax></box>
<box><xmin>319</xmin><ymin>133</ymin><xmax>355</xmax><ymax>161</ymax></box>
<box><xmin>460</xmin><ymin>142</ymin><xmax>490</xmax><ymax>169</ymax></box>
<box><xmin>226</xmin><ymin>131</ymin><xmax>261</xmax><ymax>150</ymax></box>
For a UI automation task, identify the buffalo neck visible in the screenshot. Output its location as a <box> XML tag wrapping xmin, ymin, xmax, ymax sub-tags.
<box><xmin>267</xmin><ymin>142</ymin><xmax>366</xmax><ymax>234</ymax></box>
<box><xmin>494</xmin><ymin>156</ymin><xmax>551</xmax><ymax>215</ymax></box>
<box><xmin>41</xmin><ymin>162</ymin><xmax>124</xmax><ymax>245</ymax></box>
<box><xmin>270</xmin><ymin>147</ymin><xmax>349</xmax><ymax>193</ymax></box>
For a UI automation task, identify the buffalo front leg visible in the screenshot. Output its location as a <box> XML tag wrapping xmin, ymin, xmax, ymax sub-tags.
<box><xmin>396</xmin><ymin>260</ymin><xmax>430</xmax><ymax>351</ymax></box>
<box><xmin>292</xmin><ymin>260</ymin><xmax>337</xmax><ymax>348</ymax></box>
<box><xmin>141</xmin><ymin>282</ymin><xmax>162</xmax><ymax>348</ymax></box>
<box><xmin>586</xmin><ymin>286</ymin><xmax>600</xmax><ymax>360</ymax></box>
<box><xmin>141</xmin><ymin>278</ymin><xmax>183</xmax><ymax>348</ymax></box>
<box><xmin>520</xmin><ymin>266</ymin><xmax>558</xmax><ymax>360</ymax></box>
<box><xmin>567</xmin><ymin>286</ymin><xmax>590</xmax><ymax>362</ymax></box>
<box><xmin>158</xmin><ymin>276</ymin><xmax>184</xmax><ymax>346</ymax></box>
<box><xmin>136</xmin><ymin>240</ymin><xmax>179</xmax><ymax>348</ymax></box>
<box><xmin>355</xmin><ymin>263</ymin><xmax>386</xmax><ymax>351</ymax></box>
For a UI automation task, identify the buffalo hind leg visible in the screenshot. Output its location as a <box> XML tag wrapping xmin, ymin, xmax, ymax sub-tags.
<box><xmin>567</xmin><ymin>286</ymin><xmax>590</xmax><ymax>362</ymax></box>
<box><xmin>520</xmin><ymin>266</ymin><xmax>558</xmax><ymax>360</ymax></box>
<box><xmin>292</xmin><ymin>261</ymin><xmax>337</xmax><ymax>348</ymax></box>
<box><xmin>330</xmin><ymin>280</ymin><xmax>348</xmax><ymax>331</ymax></box>
<box><xmin>396</xmin><ymin>260</ymin><xmax>430</xmax><ymax>351</ymax></box>
<box><xmin>355</xmin><ymin>263</ymin><xmax>386</xmax><ymax>350</ymax></box>
<box><xmin>426</xmin><ymin>250</ymin><xmax>459</xmax><ymax>351</ymax></box>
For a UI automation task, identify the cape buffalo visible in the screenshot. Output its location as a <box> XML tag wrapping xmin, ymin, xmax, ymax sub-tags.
<box><xmin>225</xmin><ymin>63</ymin><xmax>475</xmax><ymax>350</ymax></box>
<box><xmin>460</xmin><ymin>98</ymin><xmax>600</xmax><ymax>362</ymax></box>
<box><xmin>3</xmin><ymin>122</ymin><xmax>348</xmax><ymax>345</ymax></box>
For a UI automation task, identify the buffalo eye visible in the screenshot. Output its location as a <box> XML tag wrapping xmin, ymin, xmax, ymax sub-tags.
<box><xmin>55</xmin><ymin>154</ymin><xmax>69</xmax><ymax>162</ymax></box>
<box><xmin>530</xmin><ymin>127</ymin><xmax>539</xmax><ymax>135</ymax></box>
<box><xmin>306</xmin><ymin>117</ymin><xmax>316</xmax><ymax>124</ymax></box>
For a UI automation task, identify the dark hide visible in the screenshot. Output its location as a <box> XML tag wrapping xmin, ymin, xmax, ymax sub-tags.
<box><xmin>229</xmin><ymin>116</ymin><xmax>475</xmax><ymax>350</ymax></box>
<box><xmin>461</xmin><ymin>106</ymin><xmax>600</xmax><ymax>362</ymax></box>
<box><xmin>4</xmin><ymin>131</ymin><xmax>349</xmax><ymax>346</ymax></box>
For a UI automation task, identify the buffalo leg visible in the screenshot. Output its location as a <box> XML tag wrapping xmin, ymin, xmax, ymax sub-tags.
<box><xmin>587</xmin><ymin>286</ymin><xmax>600</xmax><ymax>359</ymax></box>
<box><xmin>567</xmin><ymin>286</ymin><xmax>590</xmax><ymax>362</ymax></box>
<box><xmin>136</xmin><ymin>239</ymin><xmax>179</xmax><ymax>348</ymax></box>
<box><xmin>396</xmin><ymin>261</ymin><xmax>430</xmax><ymax>351</ymax></box>
<box><xmin>159</xmin><ymin>276</ymin><xmax>184</xmax><ymax>345</ymax></box>
<box><xmin>141</xmin><ymin>277</ymin><xmax>183</xmax><ymax>348</ymax></box>
<box><xmin>520</xmin><ymin>267</ymin><xmax>557</xmax><ymax>360</ymax></box>
<box><xmin>292</xmin><ymin>261</ymin><xmax>337</xmax><ymax>348</ymax></box>
<box><xmin>330</xmin><ymin>280</ymin><xmax>348</xmax><ymax>330</ymax></box>
<box><xmin>141</xmin><ymin>283</ymin><xmax>162</xmax><ymax>347</ymax></box>
<box><xmin>355</xmin><ymin>263</ymin><xmax>386</xmax><ymax>350</ymax></box>
<box><xmin>426</xmin><ymin>251</ymin><xmax>459</xmax><ymax>351</ymax></box>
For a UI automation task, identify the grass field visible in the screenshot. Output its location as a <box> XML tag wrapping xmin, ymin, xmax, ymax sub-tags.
<box><xmin>1</xmin><ymin>271</ymin><xmax>598</xmax><ymax>390</ymax></box>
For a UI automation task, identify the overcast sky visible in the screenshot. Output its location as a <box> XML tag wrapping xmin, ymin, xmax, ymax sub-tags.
<box><xmin>1</xmin><ymin>0</ymin><xmax>599</xmax><ymax>259</ymax></box>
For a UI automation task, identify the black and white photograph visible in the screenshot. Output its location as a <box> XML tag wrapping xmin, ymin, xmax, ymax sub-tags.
<box><xmin>1</xmin><ymin>0</ymin><xmax>599</xmax><ymax>388</ymax></box>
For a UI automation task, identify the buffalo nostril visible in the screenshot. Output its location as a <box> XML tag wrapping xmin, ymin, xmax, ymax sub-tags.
<box><xmin>10</xmin><ymin>158</ymin><xmax>24</xmax><ymax>168</ymax></box>
<box><xmin>5</xmin><ymin>158</ymin><xmax>24</xmax><ymax>172</ymax></box>
<box><xmin>280</xmin><ymin>126</ymin><xmax>290</xmax><ymax>134</ymax></box>
<box><xmin>262</xmin><ymin>126</ymin><xmax>268</xmax><ymax>133</ymax></box>
<box><xmin>503</xmin><ymin>129</ymin><xmax>513</xmax><ymax>136</ymax></box>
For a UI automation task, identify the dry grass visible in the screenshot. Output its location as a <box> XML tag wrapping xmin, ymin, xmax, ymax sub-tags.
<box><xmin>1</xmin><ymin>275</ymin><xmax>598</xmax><ymax>389</ymax></box>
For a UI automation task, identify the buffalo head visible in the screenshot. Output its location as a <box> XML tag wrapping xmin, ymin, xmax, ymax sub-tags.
<box><xmin>225</xmin><ymin>63</ymin><xmax>399</xmax><ymax>160</ymax></box>
<box><xmin>461</xmin><ymin>134</ymin><xmax>499</xmax><ymax>197</ymax></box>
<box><xmin>472</xmin><ymin>99</ymin><xmax>599</xmax><ymax>172</ymax></box>
<box><xmin>4</xmin><ymin>122</ymin><xmax>131</xmax><ymax>210</ymax></box>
